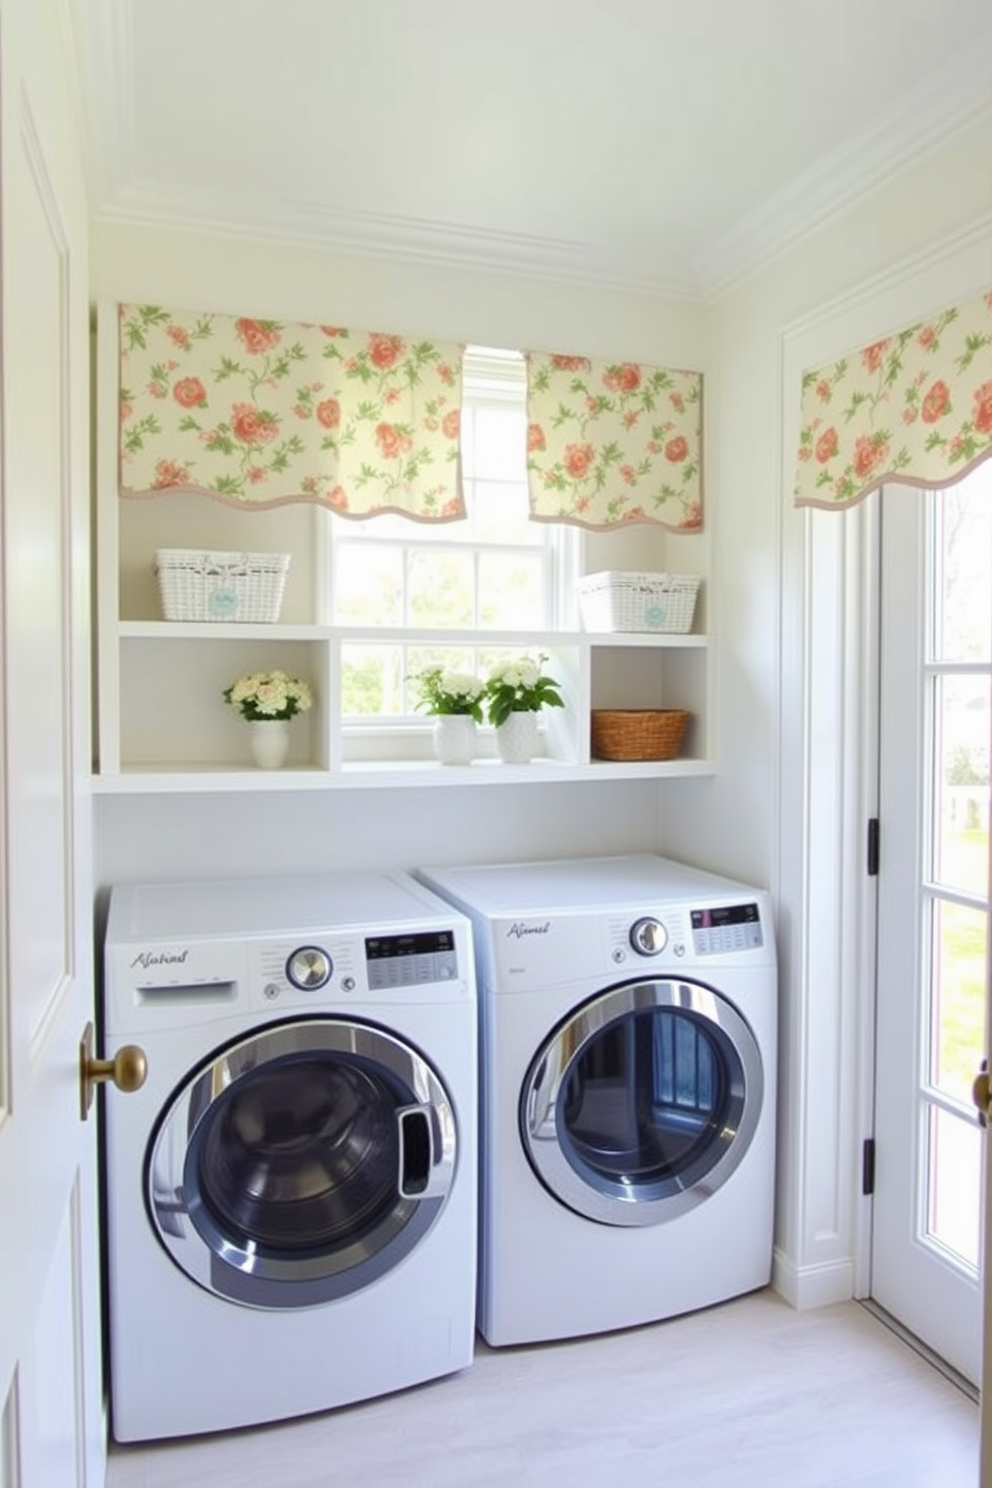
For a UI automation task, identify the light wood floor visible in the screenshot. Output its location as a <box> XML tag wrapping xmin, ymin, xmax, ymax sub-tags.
<box><xmin>105</xmin><ymin>1289</ymin><xmax>978</xmax><ymax>1488</ymax></box>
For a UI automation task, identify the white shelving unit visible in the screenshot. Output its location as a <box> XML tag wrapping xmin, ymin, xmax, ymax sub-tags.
<box><xmin>95</xmin><ymin>306</ymin><xmax>714</xmax><ymax>794</ymax></box>
<box><xmin>95</xmin><ymin>624</ymin><xmax>712</xmax><ymax>792</ymax></box>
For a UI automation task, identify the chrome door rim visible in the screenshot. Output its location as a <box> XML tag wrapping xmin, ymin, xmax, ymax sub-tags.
<box><xmin>146</xmin><ymin>1017</ymin><xmax>457</xmax><ymax>1306</ymax></box>
<box><xmin>520</xmin><ymin>979</ymin><xmax>763</xmax><ymax>1227</ymax></box>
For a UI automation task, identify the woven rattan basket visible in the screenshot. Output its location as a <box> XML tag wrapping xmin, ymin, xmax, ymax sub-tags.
<box><xmin>590</xmin><ymin>709</ymin><xmax>691</xmax><ymax>762</ymax></box>
<box><xmin>154</xmin><ymin>549</ymin><xmax>290</xmax><ymax>623</ymax></box>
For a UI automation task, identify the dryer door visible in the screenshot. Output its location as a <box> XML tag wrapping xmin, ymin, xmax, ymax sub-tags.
<box><xmin>147</xmin><ymin>1017</ymin><xmax>458</xmax><ymax>1308</ymax></box>
<box><xmin>521</xmin><ymin>979</ymin><xmax>762</xmax><ymax>1226</ymax></box>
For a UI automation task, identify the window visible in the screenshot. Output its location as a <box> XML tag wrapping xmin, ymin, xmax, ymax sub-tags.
<box><xmin>331</xmin><ymin>348</ymin><xmax>578</xmax><ymax>722</ymax></box>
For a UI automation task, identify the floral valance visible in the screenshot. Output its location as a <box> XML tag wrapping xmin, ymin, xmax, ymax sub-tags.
<box><xmin>525</xmin><ymin>352</ymin><xmax>703</xmax><ymax>530</ymax></box>
<box><xmin>794</xmin><ymin>287</ymin><xmax>992</xmax><ymax>509</ymax></box>
<box><xmin>118</xmin><ymin>304</ymin><xmax>466</xmax><ymax>521</ymax></box>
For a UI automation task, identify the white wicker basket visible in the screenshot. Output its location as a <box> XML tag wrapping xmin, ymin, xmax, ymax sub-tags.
<box><xmin>154</xmin><ymin>549</ymin><xmax>290</xmax><ymax>623</ymax></box>
<box><xmin>577</xmin><ymin>570</ymin><xmax>700</xmax><ymax>634</ymax></box>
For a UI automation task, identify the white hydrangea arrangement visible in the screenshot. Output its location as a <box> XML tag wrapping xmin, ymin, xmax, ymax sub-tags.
<box><xmin>484</xmin><ymin>654</ymin><xmax>564</xmax><ymax>727</ymax></box>
<box><xmin>411</xmin><ymin>666</ymin><xmax>486</xmax><ymax>722</ymax></box>
<box><xmin>223</xmin><ymin>669</ymin><xmax>314</xmax><ymax>721</ymax></box>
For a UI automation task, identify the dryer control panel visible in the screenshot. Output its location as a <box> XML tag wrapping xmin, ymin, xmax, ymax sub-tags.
<box><xmin>690</xmin><ymin>902</ymin><xmax>764</xmax><ymax>955</ymax></box>
<box><xmin>605</xmin><ymin>901</ymin><xmax>766</xmax><ymax>967</ymax></box>
<box><xmin>607</xmin><ymin>911</ymin><xmax>687</xmax><ymax>964</ymax></box>
<box><xmin>366</xmin><ymin>930</ymin><xmax>459</xmax><ymax>989</ymax></box>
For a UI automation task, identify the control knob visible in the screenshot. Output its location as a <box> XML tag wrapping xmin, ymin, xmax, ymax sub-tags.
<box><xmin>286</xmin><ymin>946</ymin><xmax>332</xmax><ymax>990</ymax></box>
<box><xmin>629</xmin><ymin>917</ymin><xmax>667</xmax><ymax>956</ymax></box>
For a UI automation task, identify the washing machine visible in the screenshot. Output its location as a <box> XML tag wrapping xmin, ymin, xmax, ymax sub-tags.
<box><xmin>101</xmin><ymin>870</ymin><xmax>477</xmax><ymax>1442</ymax></box>
<box><xmin>417</xmin><ymin>853</ymin><xmax>776</xmax><ymax>1347</ymax></box>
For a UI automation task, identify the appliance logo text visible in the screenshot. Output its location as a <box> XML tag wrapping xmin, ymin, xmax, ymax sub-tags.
<box><xmin>506</xmin><ymin>921</ymin><xmax>551</xmax><ymax>940</ymax></box>
<box><xmin>129</xmin><ymin>948</ymin><xmax>190</xmax><ymax>970</ymax></box>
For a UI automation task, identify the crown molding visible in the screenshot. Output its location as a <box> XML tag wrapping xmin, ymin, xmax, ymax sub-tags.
<box><xmin>92</xmin><ymin>182</ymin><xmax>702</xmax><ymax>301</ymax></box>
<box><xmin>696</xmin><ymin>43</ymin><xmax>992</xmax><ymax>302</ymax></box>
<box><xmin>781</xmin><ymin>215</ymin><xmax>992</xmax><ymax>349</ymax></box>
<box><xmin>75</xmin><ymin>0</ymin><xmax>992</xmax><ymax>306</ymax></box>
<box><xmin>64</xmin><ymin>0</ymin><xmax>134</xmax><ymax>204</ymax></box>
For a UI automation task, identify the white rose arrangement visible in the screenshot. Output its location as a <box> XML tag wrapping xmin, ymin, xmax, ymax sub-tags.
<box><xmin>223</xmin><ymin>669</ymin><xmax>314</xmax><ymax>721</ymax></box>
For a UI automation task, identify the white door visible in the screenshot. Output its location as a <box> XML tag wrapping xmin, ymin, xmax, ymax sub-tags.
<box><xmin>871</xmin><ymin>474</ymin><xmax>990</xmax><ymax>1386</ymax></box>
<box><xmin>983</xmin><ymin>825</ymin><xmax>992</xmax><ymax>1485</ymax></box>
<box><xmin>0</xmin><ymin>0</ymin><xmax>105</xmax><ymax>1483</ymax></box>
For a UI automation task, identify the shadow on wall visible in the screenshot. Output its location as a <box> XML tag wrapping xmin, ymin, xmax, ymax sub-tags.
<box><xmin>92</xmin><ymin>779</ymin><xmax>670</xmax><ymax>888</ymax></box>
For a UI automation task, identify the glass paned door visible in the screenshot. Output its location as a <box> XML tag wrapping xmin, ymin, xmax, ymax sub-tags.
<box><xmin>871</xmin><ymin>471</ymin><xmax>990</xmax><ymax>1384</ymax></box>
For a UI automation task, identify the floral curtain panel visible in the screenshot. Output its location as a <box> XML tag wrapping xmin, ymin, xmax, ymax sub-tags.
<box><xmin>524</xmin><ymin>352</ymin><xmax>703</xmax><ymax>530</ymax></box>
<box><xmin>794</xmin><ymin>288</ymin><xmax>992</xmax><ymax>510</ymax></box>
<box><xmin>118</xmin><ymin>304</ymin><xmax>466</xmax><ymax>520</ymax></box>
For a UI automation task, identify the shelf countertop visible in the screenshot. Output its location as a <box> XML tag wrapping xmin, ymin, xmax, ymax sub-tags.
<box><xmin>115</xmin><ymin>621</ymin><xmax>710</xmax><ymax>647</ymax></box>
<box><xmin>90</xmin><ymin>757</ymin><xmax>717</xmax><ymax>793</ymax></box>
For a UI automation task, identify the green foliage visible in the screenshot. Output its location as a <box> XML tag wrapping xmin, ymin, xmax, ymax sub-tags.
<box><xmin>934</xmin><ymin>829</ymin><xmax>988</xmax><ymax>1104</ymax></box>
<box><xmin>409</xmin><ymin>666</ymin><xmax>485</xmax><ymax>722</ymax></box>
<box><xmin>484</xmin><ymin>654</ymin><xmax>564</xmax><ymax>728</ymax></box>
<box><xmin>946</xmin><ymin>744</ymin><xmax>988</xmax><ymax>786</ymax></box>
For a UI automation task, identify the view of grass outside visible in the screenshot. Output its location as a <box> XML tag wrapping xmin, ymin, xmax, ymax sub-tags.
<box><xmin>925</xmin><ymin>470</ymin><xmax>990</xmax><ymax>1268</ymax></box>
<box><xmin>928</xmin><ymin>812</ymin><xmax>986</xmax><ymax>1270</ymax></box>
<box><xmin>934</xmin><ymin>833</ymin><xmax>988</xmax><ymax>1105</ymax></box>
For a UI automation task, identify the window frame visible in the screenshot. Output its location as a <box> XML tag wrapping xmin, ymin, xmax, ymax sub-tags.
<box><xmin>326</xmin><ymin>347</ymin><xmax>582</xmax><ymax>746</ymax></box>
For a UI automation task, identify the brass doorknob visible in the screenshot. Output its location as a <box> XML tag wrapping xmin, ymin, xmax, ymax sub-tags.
<box><xmin>972</xmin><ymin>1058</ymin><xmax>990</xmax><ymax>1130</ymax></box>
<box><xmin>79</xmin><ymin>1020</ymin><xmax>147</xmax><ymax>1120</ymax></box>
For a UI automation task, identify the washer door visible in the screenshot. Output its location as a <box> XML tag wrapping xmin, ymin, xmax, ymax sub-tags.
<box><xmin>147</xmin><ymin>1017</ymin><xmax>458</xmax><ymax>1309</ymax></box>
<box><xmin>520</xmin><ymin>979</ymin><xmax>762</xmax><ymax>1227</ymax></box>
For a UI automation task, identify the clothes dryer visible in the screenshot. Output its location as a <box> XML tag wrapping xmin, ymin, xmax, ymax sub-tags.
<box><xmin>102</xmin><ymin>870</ymin><xmax>477</xmax><ymax>1441</ymax></box>
<box><xmin>417</xmin><ymin>854</ymin><xmax>776</xmax><ymax>1347</ymax></box>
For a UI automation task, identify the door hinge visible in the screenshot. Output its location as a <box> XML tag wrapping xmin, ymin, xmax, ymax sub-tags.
<box><xmin>867</xmin><ymin>817</ymin><xmax>880</xmax><ymax>876</ymax></box>
<box><xmin>862</xmin><ymin>1137</ymin><xmax>876</xmax><ymax>1196</ymax></box>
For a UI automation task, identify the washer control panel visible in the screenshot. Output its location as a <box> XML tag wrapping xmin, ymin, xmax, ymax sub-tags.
<box><xmin>366</xmin><ymin>929</ymin><xmax>459</xmax><ymax>989</ymax></box>
<box><xmin>255</xmin><ymin>926</ymin><xmax>460</xmax><ymax>1003</ymax></box>
<box><xmin>690</xmin><ymin>903</ymin><xmax>763</xmax><ymax>955</ymax></box>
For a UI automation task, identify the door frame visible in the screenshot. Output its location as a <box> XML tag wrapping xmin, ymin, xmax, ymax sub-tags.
<box><xmin>774</xmin><ymin>219</ymin><xmax>992</xmax><ymax>1313</ymax></box>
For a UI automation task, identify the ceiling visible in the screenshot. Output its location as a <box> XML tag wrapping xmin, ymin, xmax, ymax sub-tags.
<box><xmin>66</xmin><ymin>0</ymin><xmax>992</xmax><ymax>300</ymax></box>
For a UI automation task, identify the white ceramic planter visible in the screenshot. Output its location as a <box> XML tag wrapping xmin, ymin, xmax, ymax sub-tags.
<box><xmin>433</xmin><ymin>715</ymin><xmax>477</xmax><ymax>765</ymax></box>
<box><xmin>248</xmin><ymin>719</ymin><xmax>291</xmax><ymax>769</ymax></box>
<box><xmin>495</xmin><ymin>710</ymin><xmax>540</xmax><ymax>764</ymax></box>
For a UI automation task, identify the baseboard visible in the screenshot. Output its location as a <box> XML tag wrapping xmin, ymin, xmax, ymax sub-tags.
<box><xmin>772</xmin><ymin>1248</ymin><xmax>855</xmax><ymax>1310</ymax></box>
